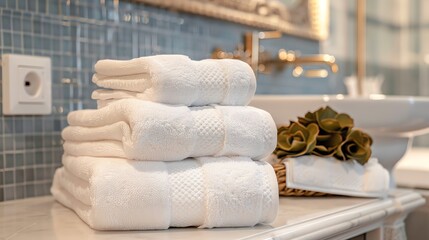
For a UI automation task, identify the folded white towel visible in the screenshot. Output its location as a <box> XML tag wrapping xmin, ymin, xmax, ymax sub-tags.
<box><xmin>61</xmin><ymin>99</ymin><xmax>277</xmax><ymax>161</ymax></box>
<box><xmin>51</xmin><ymin>154</ymin><xmax>279</xmax><ymax>230</ymax></box>
<box><xmin>92</xmin><ymin>55</ymin><xmax>256</xmax><ymax>106</ymax></box>
<box><xmin>284</xmin><ymin>156</ymin><xmax>389</xmax><ymax>197</ymax></box>
<box><xmin>95</xmin><ymin>98</ymin><xmax>118</xmax><ymax>108</ymax></box>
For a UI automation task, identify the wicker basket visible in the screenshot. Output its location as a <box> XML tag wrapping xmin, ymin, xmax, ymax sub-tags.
<box><xmin>272</xmin><ymin>163</ymin><xmax>328</xmax><ymax>197</ymax></box>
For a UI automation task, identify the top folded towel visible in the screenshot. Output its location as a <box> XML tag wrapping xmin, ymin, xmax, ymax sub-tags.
<box><xmin>92</xmin><ymin>55</ymin><xmax>256</xmax><ymax>106</ymax></box>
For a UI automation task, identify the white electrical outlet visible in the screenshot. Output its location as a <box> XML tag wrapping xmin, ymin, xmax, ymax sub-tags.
<box><xmin>2</xmin><ymin>54</ymin><xmax>52</xmax><ymax>115</ymax></box>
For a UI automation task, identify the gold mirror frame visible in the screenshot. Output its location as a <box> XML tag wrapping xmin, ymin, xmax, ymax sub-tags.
<box><xmin>131</xmin><ymin>0</ymin><xmax>329</xmax><ymax>40</ymax></box>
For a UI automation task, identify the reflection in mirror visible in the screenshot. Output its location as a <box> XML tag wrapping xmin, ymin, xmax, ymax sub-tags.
<box><xmin>131</xmin><ymin>0</ymin><xmax>329</xmax><ymax>40</ymax></box>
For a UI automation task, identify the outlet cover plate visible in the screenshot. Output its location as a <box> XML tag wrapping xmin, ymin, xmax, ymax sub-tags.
<box><xmin>2</xmin><ymin>54</ymin><xmax>52</xmax><ymax>115</ymax></box>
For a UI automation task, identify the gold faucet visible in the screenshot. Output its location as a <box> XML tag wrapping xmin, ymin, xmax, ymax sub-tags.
<box><xmin>211</xmin><ymin>31</ymin><xmax>282</xmax><ymax>71</ymax></box>
<box><xmin>211</xmin><ymin>31</ymin><xmax>339</xmax><ymax>78</ymax></box>
<box><xmin>273</xmin><ymin>49</ymin><xmax>339</xmax><ymax>77</ymax></box>
<box><xmin>244</xmin><ymin>31</ymin><xmax>282</xmax><ymax>71</ymax></box>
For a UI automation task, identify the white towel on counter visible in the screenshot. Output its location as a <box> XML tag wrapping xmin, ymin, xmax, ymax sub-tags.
<box><xmin>284</xmin><ymin>156</ymin><xmax>389</xmax><ymax>198</ymax></box>
<box><xmin>51</xmin><ymin>154</ymin><xmax>279</xmax><ymax>230</ymax></box>
<box><xmin>61</xmin><ymin>99</ymin><xmax>277</xmax><ymax>161</ymax></box>
<box><xmin>92</xmin><ymin>55</ymin><xmax>256</xmax><ymax>106</ymax></box>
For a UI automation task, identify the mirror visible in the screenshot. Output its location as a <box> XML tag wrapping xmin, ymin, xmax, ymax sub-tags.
<box><xmin>132</xmin><ymin>0</ymin><xmax>330</xmax><ymax>40</ymax></box>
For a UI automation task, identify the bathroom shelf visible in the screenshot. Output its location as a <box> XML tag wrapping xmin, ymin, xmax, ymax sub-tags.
<box><xmin>0</xmin><ymin>189</ymin><xmax>424</xmax><ymax>240</ymax></box>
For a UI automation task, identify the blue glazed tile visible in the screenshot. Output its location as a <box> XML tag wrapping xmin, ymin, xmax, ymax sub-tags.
<box><xmin>43</xmin><ymin>166</ymin><xmax>52</xmax><ymax>179</ymax></box>
<box><xmin>3</xmin><ymin>118</ymin><xmax>13</xmax><ymax>134</ymax></box>
<box><xmin>32</xmin><ymin>135</ymin><xmax>43</xmax><ymax>150</ymax></box>
<box><xmin>4</xmin><ymin>186</ymin><xmax>15</xmax><ymax>201</ymax></box>
<box><xmin>52</xmin><ymin>70</ymin><xmax>61</xmax><ymax>83</ymax></box>
<box><xmin>0</xmin><ymin>171</ymin><xmax>3</xmax><ymax>185</ymax></box>
<box><xmin>15</xmin><ymin>169</ymin><xmax>24</xmax><ymax>183</ymax></box>
<box><xmin>27</xmin><ymin>0</ymin><xmax>37</xmax><ymax>12</ymax></box>
<box><xmin>22</xmin><ymin>17</ymin><xmax>32</xmax><ymax>32</ymax></box>
<box><xmin>6</xmin><ymin>0</ymin><xmax>16</xmax><ymax>9</ymax></box>
<box><xmin>12</xmin><ymin>48</ymin><xmax>23</xmax><ymax>54</ymax></box>
<box><xmin>52</xmin><ymin>135</ymin><xmax>62</xmax><ymax>147</ymax></box>
<box><xmin>18</xmin><ymin>0</ymin><xmax>27</xmax><ymax>10</ymax></box>
<box><xmin>48</xmin><ymin>0</ymin><xmax>59</xmax><ymax>15</ymax></box>
<box><xmin>60</xmin><ymin>1</ymin><xmax>70</xmax><ymax>16</ymax></box>
<box><xmin>79</xmin><ymin>5</ymin><xmax>87</xmax><ymax>18</ymax></box>
<box><xmin>43</xmin><ymin>118</ymin><xmax>53</xmax><ymax>132</ymax></box>
<box><xmin>38</xmin><ymin>0</ymin><xmax>46</xmax><ymax>14</ymax></box>
<box><xmin>52</xmin><ymin>39</ymin><xmax>60</xmax><ymax>52</ymax></box>
<box><xmin>4</xmin><ymin>136</ymin><xmax>14</xmax><ymax>151</ymax></box>
<box><xmin>42</xmin><ymin>149</ymin><xmax>51</xmax><ymax>164</ymax></box>
<box><xmin>52</xmin><ymin>22</ymin><xmax>60</xmax><ymax>35</ymax></box>
<box><xmin>2</xmin><ymin>9</ymin><xmax>12</xmax><ymax>15</ymax></box>
<box><xmin>53</xmin><ymin>119</ymin><xmax>61</xmax><ymax>131</ymax></box>
<box><xmin>19</xmin><ymin>46</ymin><xmax>31</xmax><ymax>54</ymax></box>
<box><xmin>43</xmin><ymin>182</ymin><xmax>51</xmax><ymax>194</ymax></box>
<box><xmin>14</xmin><ymin>118</ymin><xmax>23</xmax><ymax>133</ymax></box>
<box><xmin>33</xmin><ymin>35</ymin><xmax>43</xmax><ymax>49</ymax></box>
<box><xmin>0</xmin><ymin>155</ymin><xmax>4</xmax><ymax>169</ymax></box>
<box><xmin>35</xmin><ymin>167</ymin><xmax>44</xmax><ymax>180</ymax></box>
<box><xmin>42</xmin><ymin>37</ymin><xmax>52</xmax><ymax>51</ymax></box>
<box><xmin>15</xmin><ymin>153</ymin><xmax>24</xmax><ymax>167</ymax></box>
<box><xmin>12</xmin><ymin>16</ymin><xmax>22</xmax><ymax>31</ymax></box>
<box><xmin>25</xmin><ymin>183</ymin><xmax>35</xmax><ymax>197</ymax></box>
<box><xmin>25</xmin><ymin>152</ymin><xmax>35</xmax><ymax>166</ymax></box>
<box><xmin>61</xmin><ymin>23</ymin><xmax>70</xmax><ymax>37</ymax></box>
<box><xmin>0</xmin><ymin>188</ymin><xmax>3</xmax><ymax>202</ymax></box>
<box><xmin>54</xmin><ymin>149</ymin><xmax>63</xmax><ymax>161</ymax></box>
<box><xmin>5</xmin><ymin>154</ymin><xmax>14</xmax><ymax>168</ymax></box>
<box><xmin>33</xmin><ymin>19</ymin><xmax>42</xmax><ymax>34</ymax></box>
<box><xmin>52</xmin><ymin>55</ymin><xmax>61</xmax><ymax>68</ymax></box>
<box><xmin>90</xmin><ymin>6</ymin><xmax>102</xmax><ymax>20</ymax></box>
<box><xmin>62</xmin><ymin>55</ymin><xmax>73</xmax><ymax>67</ymax></box>
<box><xmin>69</xmin><ymin>1</ymin><xmax>78</xmax><ymax>17</ymax></box>
<box><xmin>12</xmin><ymin>33</ymin><xmax>22</xmax><ymax>48</ymax></box>
<box><xmin>25</xmin><ymin>168</ymin><xmax>35</xmax><ymax>182</ymax></box>
<box><xmin>5</xmin><ymin>170</ymin><xmax>13</xmax><ymax>184</ymax></box>
<box><xmin>2</xmin><ymin>32</ymin><xmax>12</xmax><ymax>47</ymax></box>
<box><xmin>23</xmin><ymin>34</ymin><xmax>32</xmax><ymax>48</ymax></box>
<box><xmin>23</xmin><ymin>118</ymin><xmax>35</xmax><ymax>133</ymax></box>
<box><xmin>34</xmin><ymin>119</ymin><xmax>43</xmax><ymax>133</ymax></box>
<box><xmin>42</xmin><ymin>21</ymin><xmax>52</xmax><ymax>35</ymax></box>
<box><xmin>35</xmin><ymin>151</ymin><xmax>43</xmax><ymax>165</ymax></box>
<box><xmin>15</xmin><ymin>185</ymin><xmax>24</xmax><ymax>199</ymax></box>
<box><xmin>43</xmin><ymin>135</ymin><xmax>52</xmax><ymax>148</ymax></box>
<box><xmin>14</xmin><ymin>136</ymin><xmax>25</xmax><ymax>150</ymax></box>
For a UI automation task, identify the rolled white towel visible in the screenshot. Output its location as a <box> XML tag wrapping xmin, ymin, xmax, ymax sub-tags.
<box><xmin>62</xmin><ymin>99</ymin><xmax>277</xmax><ymax>161</ymax></box>
<box><xmin>51</xmin><ymin>154</ymin><xmax>279</xmax><ymax>230</ymax></box>
<box><xmin>284</xmin><ymin>156</ymin><xmax>390</xmax><ymax>198</ymax></box>
<box><xmin>92</xmin><ymin>55</ymin><xmax>256</xmax><ymax>106</ymax></box>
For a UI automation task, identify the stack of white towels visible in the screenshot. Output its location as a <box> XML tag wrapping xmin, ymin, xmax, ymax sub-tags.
<box><xmin>51</xmin><ymin>55</ymin><xmax>279</xmax><ymax>230</ymax></box>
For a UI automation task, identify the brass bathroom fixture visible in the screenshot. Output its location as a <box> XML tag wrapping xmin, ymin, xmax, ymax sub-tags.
<box><xmin>211</xmin><ymin>31</ymin><xmax>338</xmax><ymax>78</ymax></box>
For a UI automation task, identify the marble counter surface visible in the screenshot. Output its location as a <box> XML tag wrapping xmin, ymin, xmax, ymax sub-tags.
<box><xmin>0</xmin><ymin>189</ymin><xmax>425</xmax><ymax>240</ymax></box>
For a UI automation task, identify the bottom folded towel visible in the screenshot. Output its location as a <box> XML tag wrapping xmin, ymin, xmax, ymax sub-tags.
<box><xmin>51</xmin><ymin>155</ymin><xmax>278</xmax><ymax>230</ymax></box>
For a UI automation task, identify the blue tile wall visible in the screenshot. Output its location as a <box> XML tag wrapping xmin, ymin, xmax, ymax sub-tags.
<box><xmin>0</xmin><ymin>0</ymin><xmax>330</xmax><ymax>201</ymax></box>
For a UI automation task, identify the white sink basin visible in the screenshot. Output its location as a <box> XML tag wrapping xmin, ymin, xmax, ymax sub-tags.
<box><xmin>250</xmin><ymin>94</ymin><xmax>429</xmax><ymax>185</ymax></box>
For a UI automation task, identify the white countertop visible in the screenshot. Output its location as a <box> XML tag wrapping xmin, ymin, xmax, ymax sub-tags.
<box><xmin>0</xmin><ymin>189</ymin><xmax>425</xmax><ymax>240</ymax></box>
